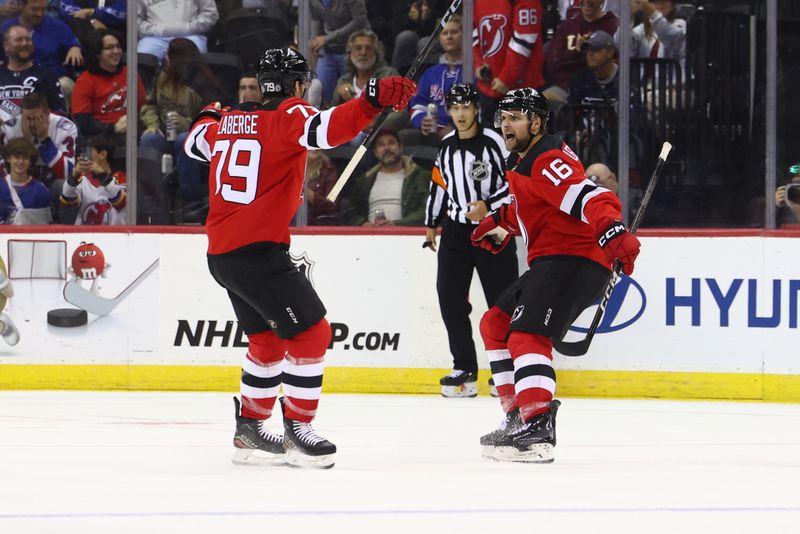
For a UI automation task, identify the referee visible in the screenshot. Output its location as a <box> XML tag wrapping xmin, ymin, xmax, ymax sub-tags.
<box><xmin>424</xmin><ymin>83</ymin><xmax>519</xmax><ymax>398</ymax></box>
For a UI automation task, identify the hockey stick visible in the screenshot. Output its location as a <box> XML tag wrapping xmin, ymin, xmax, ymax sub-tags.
<box><xmin>63</xmin><ymin>259</ymin><xmax>160</xmax><ymax>316</ymax></box>
<box><xmin>553</xmin><ymin>142</ymin><xmax>672</xmax><ymax>357</ymax></box>
<box><xmin>326</xmin><ymin>0</ymin><xmax>463</xmax><ymax>203</ymax></box>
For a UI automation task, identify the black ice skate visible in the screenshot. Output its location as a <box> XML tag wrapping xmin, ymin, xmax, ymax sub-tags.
<box><xmin>231</xmin><ymin>397</ymin><xmax>286</xmax><ymax>466</ymax></box>
<box><xmin>439</xmin><ymin>369</ymin><xmax>478</xmax><ymax>398</ymax></box>
<box><xmin>479</xmin><ymin>408</ymin><xmax>522</xmax><ymax>446</ymax></box>
<box><xmin>482</xmin><ymin>400</ymin><xmax>561</xmax><ymax>464</ymax></box>
<box><xmin>279</xmin><ymin>397</ymin><xmax>337</xmax><ymax>469</ymax></box>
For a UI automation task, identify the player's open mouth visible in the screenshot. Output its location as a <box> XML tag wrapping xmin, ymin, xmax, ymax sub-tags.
<box><xmin>504</xmin><ymin>133</ymin><xmax>515</xmax><ymax>141</ymax></box>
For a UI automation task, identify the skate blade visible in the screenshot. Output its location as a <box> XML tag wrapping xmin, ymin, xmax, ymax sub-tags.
<box><xmin>285</xmin><ymin>449</ymin><xmax>335</xmax><ymax>469</ymax></box>
<box><xmin>481</xmin><ymin>444</ymin><xmax>554</xmax><ymax>463</ymax></box>
<box><xmin>441</xmin><ymin>383</ymin><xmax>478</xmax><ymax>398</ymax></box>
<box><xmin>232</xmin><ymin>447</ymin><xmax>286</xmax><ymax>467</ymax></box>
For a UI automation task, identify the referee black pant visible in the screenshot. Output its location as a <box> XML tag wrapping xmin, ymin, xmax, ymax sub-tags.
<box><xmin>437</xmin><ymin>218</ymin><xmax>519</xmax><ymax>373</ymax></box>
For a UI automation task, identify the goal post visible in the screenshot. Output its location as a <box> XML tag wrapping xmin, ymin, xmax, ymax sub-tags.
<box><xmin>7</xmin><ymin>239</ymin><xmax>67</xmax><ymax>280</ymax></box>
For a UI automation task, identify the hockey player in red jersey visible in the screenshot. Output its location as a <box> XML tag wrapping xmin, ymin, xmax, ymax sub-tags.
<box><xmin>184</xmin><ymin>48</ymin><xmax>416</xmax><ymax>469</ymax></box>
<box><xmin>471</xmin><ymin>88</ymin><xmax>640</xmax><ymax>463</ymax></box>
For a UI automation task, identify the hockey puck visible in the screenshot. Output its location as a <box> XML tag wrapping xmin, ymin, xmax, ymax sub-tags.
<box><xmin>47</xmin><ymin>308</ymin><xmax>88</xmax><ymax>327</ymax></box>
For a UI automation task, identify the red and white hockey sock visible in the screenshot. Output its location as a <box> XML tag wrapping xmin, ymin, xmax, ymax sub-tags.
<box><xmin>282</xmin><ymin>319</ymin><xmax>332</xmax><ymax>423</ymax></box>
<box><xmin>507</xmin><ymin>331</ymin><xmax>556</xmax><ymax>422</ymax></box>
<box><xmin>480</xmin><ymin>307</ymin><xmax>517</xmax><ymax>413</ymax></box>
<box><xmin>240</xmin><ymin>330</ymin><xmax>287</xmax><ymax>420</ymax></box>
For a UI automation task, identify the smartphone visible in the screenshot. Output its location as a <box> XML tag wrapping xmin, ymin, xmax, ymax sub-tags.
<box><xmin>81</xmin><ymin>147</ymin><xmax>92</xmax><ymax>161</ymax></box>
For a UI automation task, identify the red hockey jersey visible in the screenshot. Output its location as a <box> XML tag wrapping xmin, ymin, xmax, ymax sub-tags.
<box><xmin>472</xmin><ymin>0</ymin><xmax>544</xmax><ymax>97</ymax></box>
<box><xmin>503</xmin><ymin>134</ymin><xmax>622</xmax><ymax>268</ymax></box>
<box><xmin>185</xmin><ymin>96</ymin><xmax>380</xmax><ymax>254</ymax></box>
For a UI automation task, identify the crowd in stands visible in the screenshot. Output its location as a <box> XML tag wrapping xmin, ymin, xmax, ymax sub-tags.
<box><xmin>0</xmin><ymin>0</ymin><xmax>790</xmax><ymax>228</ymax></box>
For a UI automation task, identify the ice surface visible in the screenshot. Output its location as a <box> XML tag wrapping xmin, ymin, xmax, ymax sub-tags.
<box><xmin>1</xmin><ymin>392</ymin><xmax>799</xmax><ymax>533</ymax></box>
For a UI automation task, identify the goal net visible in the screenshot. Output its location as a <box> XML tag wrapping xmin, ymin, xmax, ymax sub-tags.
<box><xmin>7</xmin><ymin>239</ymin><xmax>67</xmax><ymax>279</ymax></box>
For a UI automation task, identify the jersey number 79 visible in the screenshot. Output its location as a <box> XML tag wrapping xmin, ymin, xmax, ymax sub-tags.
<box><xmin>211</xmin><ymin>139</ymin><xmax>262</xmax><ymax>205</ymax></box>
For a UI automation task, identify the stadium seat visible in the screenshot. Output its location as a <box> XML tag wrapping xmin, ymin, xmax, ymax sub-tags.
<box><xmin>222</xmin><ymin>7</ymin><xmax>290</xmax><ymax>70</ymax></box>
<box><xmin>138</xmin><ymin>53</ymin><xmax>160</xmax><ymax>92</ymax></box>
<box><xmin>202</xmin><ymin>52</ymin><xmax>244</xmax><ymax>103</ymax></box>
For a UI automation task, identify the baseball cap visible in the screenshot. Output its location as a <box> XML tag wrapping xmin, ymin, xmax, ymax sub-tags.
<box><xmin>581</xmin><ymin>31</ymin><xmax>616</xmax><ymax>51</ymax></box>
<box><xmin>374</xmin><ymin>128</ymin><xmax>400</xmax><ymax>142</ymax></box>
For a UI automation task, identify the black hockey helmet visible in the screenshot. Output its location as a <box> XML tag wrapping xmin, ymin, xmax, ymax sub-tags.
<box><xmin>257</xmin><ymin>47</ymin><xmax>315</xmax><ymax>96</ymax></box>
<box><xmin>445</xmin><ymin>83</ymin><xmax>479</xmax><ymax>107</ymax></box>
<box><xmin>494</xmin><ymin>88</ymin><xmax>550</xmax><ymax>130</ymax></box>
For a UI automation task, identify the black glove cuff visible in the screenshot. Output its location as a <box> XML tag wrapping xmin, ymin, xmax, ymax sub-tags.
<box><xmin>190</xmin><ymin>109</ymin><xmax>222</xmax><ymax>129</ymax></box>
<box><xmin>598</xmin><ymin>221</ymin><xmax>626</xmax><ymax>248</ymax></box>
<box><xmin>365</xmin><ymin>78</ymin><xmax>380</xmax><ymax>109</ymax></box>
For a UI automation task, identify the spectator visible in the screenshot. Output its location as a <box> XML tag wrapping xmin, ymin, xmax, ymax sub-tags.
<box><xmin>775</xmin><ymin>163</ymin><xmax>800</xmax><ymax>224</ymax></box>
<box><xmin>586</xmin><ymin>161</ymin><xmax>642</xmax><ymax>218</ymax></box>
<box><xmin>140</xmin><ymin>38</ymin><xmax>223</xmax><ymax>207</ymax></box>
<box><xmin>0</xmin><ymin>136</ymin><xmax>51</xmax><ymax>224</ymax></box>
<box><xmin>72</xmin><ymin>29</ymin><xmax>145</xmax><ymax>143</ymax></box>
<box><xmin>342</xmin><ymin>128</ymin><xmax>429</xmax><ymax>226</ymax></box>
<box><xmin>0</xmin><ymin>1</ymin><xmax>20</xmax><ymax>22</ymax></box>
<box><xmin>543</xmin><ymin>0</ymin><xmax>618</xmax><ymax>102</ymax></box>
<box><xmin>630</xmin><ymin>0</ymin><xmax>686</xmax><ymax>72</ymax></box>
<box><xmin>390</xmin><ymin>0</ymin><xmax>449</xmax><ymax>72</ymax></box>
<box><xmin>137</xmin><ymin>0</ymin><xmax>218</xmax><ymax>63</ymax></box>
<box><xmin>332</xmin><ymin>30</ymin><xmax>398</xmax><ymax>105</ymax></box>
<box><xmin>473</xmin><ymin>0</ymin><xmax>545</xmax><ymax>126</ymax></box>
<box><xmin>585</xmin><ymin>161</ymin><xmax>617</xmax><ymax>193</ymax></box>
<box><xmin>406</xmin><ymin>14</ymin><xmax>463</xmax><ymax>142</ymax></box>
<box><xmin>309</xmin><ymin>0</ymin><xmax>369</xmax><ymax>106</ymax></box>
<box><xmin>567</xmin><ymin>30</ymin><xmax>618</xmax><ymax>106</ymax></box>
<box><xmin>237</xmin><ymin>71</ymin><xmax>262</xmax><ymax>105</ymax></box>
<box><xmin>559</xmin><ymin>0</ymin><xmax>582</xmax><ymax>21</ymax></box>
<box><xmin>60</xmin><ymin>133</ymin><xmax>126</xmax><ymax>225</ymax></box>
<box><xmin>0</xmin><ymin>91</ymin><xmax>77</xmax><ymax>187</ymax></box>
<box><xmin>0</xmin><ymin>25</ymin><xmax>66</xmax><ymax>118</ymax></box>
<box><xmin>304</xmin><ymin>149</ymin><xmax>340</xmax><ymax>225</ymax></box>
<box><xmin>59</xmin><ymin>0</ymin><xmax>127</xmax><ymax>46</ymax></box>
<box><xmin>0</xmin><ymin>0</ymin><xmax>83</xmax><ymax>82</ymax></box>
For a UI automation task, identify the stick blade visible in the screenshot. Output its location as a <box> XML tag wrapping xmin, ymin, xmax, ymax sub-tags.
<box><xmin>553</xmin><ymin>338</ymin><xmax>591</xmax><ymax>357</ymax></box>
<box><xmin>63</xmin><ymin>281</ymin><xmax>115</xmax><ymax>316</ymax></box>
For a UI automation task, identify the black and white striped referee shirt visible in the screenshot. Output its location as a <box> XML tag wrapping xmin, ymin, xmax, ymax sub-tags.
<box><xmin>425</xmin><ymin>127</ymin><xmax>511</xmax><ymax>227</ymax></box>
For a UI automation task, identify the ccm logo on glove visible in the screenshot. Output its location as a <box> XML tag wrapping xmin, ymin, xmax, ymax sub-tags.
<box><xmin>597</xmin><ymin>221</ymin><xmax>626</xmax><ymax>248</ymax></box>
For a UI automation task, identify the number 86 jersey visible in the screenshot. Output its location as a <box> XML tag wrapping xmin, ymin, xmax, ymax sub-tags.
<box><xmin>185</xmin><ymin>96</ymin><xmax>381</xmax><ymax>254</ymax></box>
<box><xmin>505</xmin><ymin>134</ymin><xmax>624</xmax><ymax>269</ymax></box>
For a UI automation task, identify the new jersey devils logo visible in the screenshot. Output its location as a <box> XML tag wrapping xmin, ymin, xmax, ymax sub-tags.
<box><xmin>82</xmin><ymin>200</ymin><xmax>112</xmax><ymax>225</ymax></box>
<box><xmin>100</xmin><ymin>89</ymin><xmax>127</xmax><ymax>114</ymax></box>
<box><xmin>479</xmin><ymin>14</ymin><xmax>508</xmax><ymax>58</ymax></box>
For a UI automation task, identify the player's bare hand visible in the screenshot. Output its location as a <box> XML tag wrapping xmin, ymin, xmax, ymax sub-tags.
<box><xmin>424</xmin><ymin>227</ymin><xmax>438</xmax><ymax>252</ymax></box>
<box><xmin>466</xmin><ymin>200</ymin><xmax>488</xmax><ymax>221</ymax></box>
